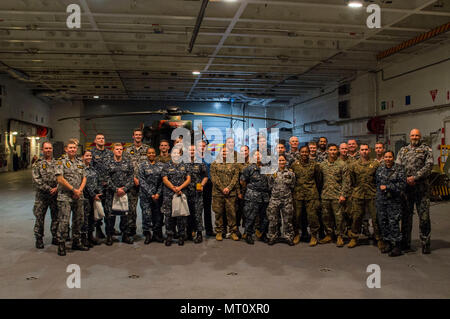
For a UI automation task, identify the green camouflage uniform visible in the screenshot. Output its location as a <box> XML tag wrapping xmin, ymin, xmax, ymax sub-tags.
<box><xmin>337</xmin><ymin>157</ymin><xmax>355</xmax><ymax>235</ymax></box>
<box><xmin>320</xmin><ymin>159</ymin><xmax>351</xmax><ymax>237</ymax></box>
<box><xmin>348</xmin><ymin>159</ymin><xmax>380</xmax><ymax>239</ymax></box>
<box><xmin>395</xmin><ymin>141</ymin><xmax>433</xmax><ymax>247</ymax></box>
<box><xmin>32</xmin><ymin>158</ymin><xmax>59</xmax><ymax>240</ymax></box>
<box><xmin>210</xmin><ymin>161</ymin><xmax>239</xmax><ymax>235</ymax></box>
<box><xmin>291</xmin><ymin>159</ymin><xmax>322</xmax><ymax>238</ymax></box>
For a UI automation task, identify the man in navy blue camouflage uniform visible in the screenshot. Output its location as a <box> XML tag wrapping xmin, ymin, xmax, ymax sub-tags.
<box><xmin>90</xmin><ymin>133</ymin><xmax>114</xmax><ymax>238</ymax></box>
<box><xmin>241</xmin><ymin>150</ymin><xmax>270</xmax><ymax>244</ymax></box>
<box><xmin>395</xmin><ymin>129</ymin><xmax>434</xmax><ymax>254</ymax></box>
<box><xmin>104</xmin><ymin>143</ymin><xmax>134</xmax><ymax>245</ymax></box>
<box><xmin>138</xmin><ymin>147</ymin><xmax>164</xmax><ymax>244</ymax></box>
<box><xmin>187</xmin><ymin>145</ymin><xmax>208</xmax><ymax>243</ymax></box>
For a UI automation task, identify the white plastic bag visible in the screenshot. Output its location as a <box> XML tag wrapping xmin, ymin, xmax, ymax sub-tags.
<box><xmin>172</xmin><ymin>193</ymin><xmax>190</xmax><ymax>217</ymax></box>
<box><xmin>112</xmin><ymin>193</ymin><xmax>129</xmax><ymax>212</ymax></box>
<box><xmin>93</xmin><ymin>200</ymin><xmax>105</xmax><ymax>220</ymax></box>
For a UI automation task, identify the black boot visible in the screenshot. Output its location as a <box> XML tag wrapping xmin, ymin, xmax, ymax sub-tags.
<box><xmin>401</xmin><ymin>241</ymin><xmax>413</xmax><ymax>252</ymax></box>
<box><xmin>389</xmin><ymin>242</ymin><xmax>403</xmax><ymax>257</ymax></box>
<box><xmin>35</xmin><ymin>238</ymin><xmax>44</xmax><ymax>249</ymax></box>
<box><xmin>82</xmin><ymin>234</ymin><xmax>93</xmax><ymax>248</ymax></box>
<box><xmin>205</xmin><ymin>229</ymin><xmax>215</xmax><ymax>237</ymax></box>
<box><xmin>88</xmin><ymin>231</ymin><xmax>100</xmax><ymax>246</ymax></box>
<box><xmin>122</xmin><ymin>233</ymin><xmax>134</xmax><ymax>244</ymax></box>
<box><xmin>96</xmin><ymin>224</ymin><xmax>106</xmax><ymax>239</ymax></box>
<box><xmin>194</xmin><ymin>233</ymin><xmax>203</xmax><ymax>244</ymax></box>
<box><xmin>58</xmin><ymin>242</ymin><xmax>66</xmax><ymax>256</ymax></box>
<box><xmin>286</xmin><ymin>238</ymin><xmax>295</xmax><ymax>246</ymax></box>
<box><xmin>381</xmin><ymin>241</ymin><xmax>392</xmax><ymax>254</ymax></box>
<box><xmin>422</xmin><ymin>243</ymin><xmax>431</xmax><ymax>255</ymax></box>
<box><xmin>153</xmin><ymin>230</ymin><xmax>164</xmax><ymax>243</ymax></box>
<box><xmin>51</xmin><ymin>237</ymin><xmax>58</xmax><ymax>246</ymax></box>
<box><xmin>245</xmin><ymin>234</ymin><xmax>254</xmax><ymax>245</ymax></box>
<box><xmin>106</xmin><ymin>235</ymin><xmax>113</xmax><ymax>246</ymax></box>
<box><xmin>165</xmin><ymin>235</ymin><xmax>173</xmax><ymax>246</ymax></box>
<box><xmin>144</xmin><ymin>231</ymin><xmax>152</xmax><ymax>245</ymax></box>
<box><xmin>260</xmin><ymin>233</ymin><xmax>269</xmax><ymax>243</ymax></box>
<box><xmin>114</xmin><ymin>229</ymin><xmax>121</xmax><ymax>236</ymax></box>
<box><xmin>178</xmin><ymin>236</ymin><xmax>185</xmax><ymax>246</ymax></box>
<box><xmin>72</xmin><ymin>239</ymin><xmax>89</xmax><ymax>251</ymax></box>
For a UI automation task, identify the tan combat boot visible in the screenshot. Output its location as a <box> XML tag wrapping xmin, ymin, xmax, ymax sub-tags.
<box><xmin>347</xmin><ymin>238</ymin><xmax>358</xmax><ymax>248</ymax></box>
<box><xmin>309</xmin><ymin>236</ymin><xmax>318</xmax><ymax>247</ymax></box>
<box><xmin>293</xmin><ymin>234</ymin><xmax>300</xmax><ymax>245</ymax></box>
<box><xmin>255</xmin><ymin>229</ymin><xmax>262</xmax><ymax>239</ymax></box>
<box><xmin>242</xmin><ymin>233</ymin><xmax>247</xmax><ymax>239</ymax></box>
<box><xmin>230</xmin><ymin>233</ymin><xmax>240</xmax><ymax>241</ymax></box>
<box><xmin>377</xmin><ymin>240</ymin><xmax>386</xmax><ymax>251</ymax></box>
<box><xmin>216</xmin><ymin>233</ymin><xmax>223</xmax><ymax>241</ymax></box>
<box><xmin>336</xmin><ymin>236</ymin><xmax>344</xmax><ymax>247</ymax></box>
<box><xmin>319</xmin><ymin>235</ymin><xmax>333</xmax><ymax>244</ymax></box>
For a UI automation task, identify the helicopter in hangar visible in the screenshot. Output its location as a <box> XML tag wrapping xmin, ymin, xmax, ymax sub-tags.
<box><xmin>58</xmin><ymin>106</ymin><xmax>292</xmax><ymax>150</ymax></box>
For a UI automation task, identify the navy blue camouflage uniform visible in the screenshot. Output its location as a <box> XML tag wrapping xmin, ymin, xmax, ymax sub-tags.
<box><xmin>138</xmin><ymin>160</ymin><xmax>163</xmax><ymax>234</ymax></box>
<box><xmin>161</xmin><ymin>161</ymin><xmax>190</xmax><ymax>238</ymax></box>
<box><xmin>187</xmin><ymin>160</ymin><xmax>208</xmax><ymax>233</ymax></box>
<box><xmin>241</xmin><ymin>163</ymin><xmax>270</xmax><ymax>237</ymax></box>
<box><xmin>375</xmin><ymin>163</ymin><xmax>406</xmax><ymax>245</ymax></box>
<box><xmin>82</xmin><ymin>165</ymin><xmax>102</xmax><ymax>235</ymax></box>
<box><xmin>91</xmin><ymin>147</ymin><xmax>113</xmax><ymax>229</ymax></box>
<box><xmin>104</xmin><ymin>158</ymin><xmax>134</xmax><ymax>236</ymax></box>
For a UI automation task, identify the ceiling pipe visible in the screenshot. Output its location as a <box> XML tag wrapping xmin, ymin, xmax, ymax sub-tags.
<box><xmin>301</xmin><ymin>103</ymin><xmax>450</xmax><ymax>133</ymax></box>
<box><xmin>188</xmin><ymin>0</ymin><xmax>209</xmax><ymax>53</ymax></box>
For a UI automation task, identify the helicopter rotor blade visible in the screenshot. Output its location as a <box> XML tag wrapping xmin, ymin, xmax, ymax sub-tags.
<box><xmin>183</xmin><ymin>111</ymin><xmax>292</xmax><ymax>125</ymax></box>
<box><xmin>57</xmin><ymin>110</ymin><xmax>167</xmax><ymax>122</ymax></box>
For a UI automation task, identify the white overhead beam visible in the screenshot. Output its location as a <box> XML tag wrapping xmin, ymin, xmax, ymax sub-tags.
<box><xmin>187</xmin><ymin>0</ymin><xmax>249</xmax><ymax>99</ymax></box>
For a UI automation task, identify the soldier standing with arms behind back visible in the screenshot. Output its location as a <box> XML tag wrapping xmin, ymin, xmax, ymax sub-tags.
<box><xmin>124</xmin><ymin>128</ymin><xmax>150</xmax><ymax>237</ymax></box>
<box><xmin>32</xmin><ymin>142</ymin><xmax>59</xmax><ymax>249</ymax></box>
<box><xmin>210</xmin><ymin>148</ymin><xmax>240</xmax><ymax>242</ymax></box>
<box><xmin>91</xmin><ymin>133</ymin><xmax>114</xmax><ymax>239</ymax></box>
<box><xmin>396</xmin><ymin>129</ymin><xmax>434</xmax><ymax>254</ymax></box>
<box><xmin>187</xmin><ymin>145</ymin><xmax>208</xmax><ymax>243</ymax></box>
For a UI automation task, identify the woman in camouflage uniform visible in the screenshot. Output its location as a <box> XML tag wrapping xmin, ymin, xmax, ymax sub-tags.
<box><xmin>375</xmin><ymin>151</ymin><xmax>406</xmax><ymax>257</ymax></box>
<box><xmin>266</xmin><ymin>155</ymin><xmax>296</xmax><ymax>246</ymax></box>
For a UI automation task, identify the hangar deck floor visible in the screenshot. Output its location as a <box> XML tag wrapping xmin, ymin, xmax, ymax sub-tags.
<box><xmin>1</xmin><ymin>169</ymin><xmax>449</xmax><ymax>299</ymax></box>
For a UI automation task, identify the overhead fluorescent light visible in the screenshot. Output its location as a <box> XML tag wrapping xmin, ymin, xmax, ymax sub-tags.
<box><xmin>12</xmin><ymin>132</ymin><xmax>18</xmax><ymax>135</ymax></box>
<box><xmin>192</xmin><ymin>71</ymin><xmax>201</xmax><ymax>75</ymax></box>
<box><xmin>93</xmin><ymin>95</ymin><xmax>100</xmax><ymax>99</ymax></box>
<box><xmin>348</xmin><ymin>1</ymin><xmax>363</xmax><ymax>8</ymax></box>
